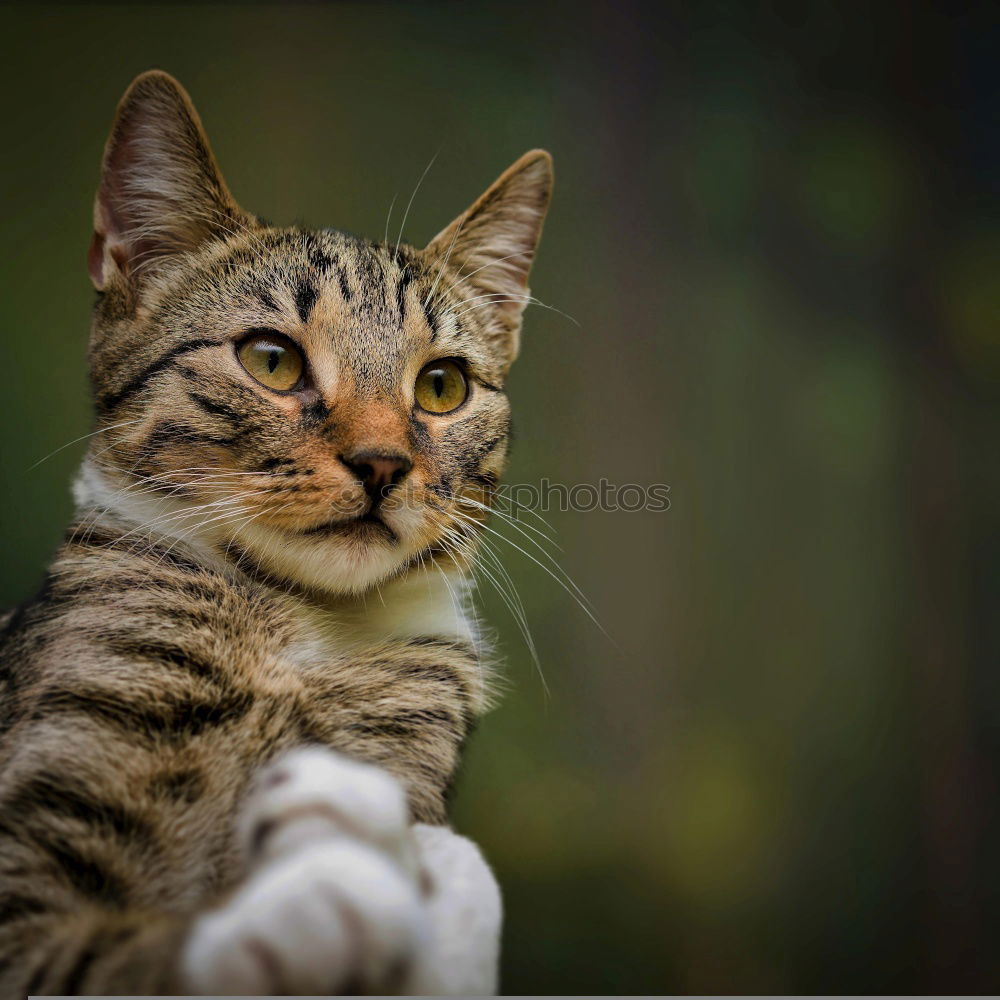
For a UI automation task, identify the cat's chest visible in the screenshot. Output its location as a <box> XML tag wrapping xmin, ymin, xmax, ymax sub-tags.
<box><xmin>272</xmin><ymin>567</ymin><xmax>478</xmax><ymax>674</ymax></box>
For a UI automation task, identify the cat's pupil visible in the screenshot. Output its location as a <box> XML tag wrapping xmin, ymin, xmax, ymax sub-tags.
<box><xmin>267</xmin><ymin>350</ymin><xmax>280</xmax><ymax>374</ymax></box>
<box><xmin>433</xmin><ymin>373</ymin><xmax>444</xmax><ymax>396</ymax></box>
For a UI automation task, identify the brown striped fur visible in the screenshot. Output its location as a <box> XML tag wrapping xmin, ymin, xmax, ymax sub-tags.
<box><xmin>0</xmin><ymin>70</ymin><xmax>550</xmax><ymax>995</ymax></box>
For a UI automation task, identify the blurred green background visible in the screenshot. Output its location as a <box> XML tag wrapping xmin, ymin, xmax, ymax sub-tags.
<box><xmin>2</xmin><ymin>1</ymin><xmax>998</xmax><ymax>993</ymax></box>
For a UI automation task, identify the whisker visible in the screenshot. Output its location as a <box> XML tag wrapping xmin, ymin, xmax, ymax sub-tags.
<box><xmin>423</xmin><ymin>213</ymin><xmax>469</xmax><ymax>310</ymax></box>
<box><xmin>458</xmin><ymin>493</ymin><xmax>562</xmax><ymax>551</ymax></box>
<box><xmin>395</xmin><ymin>149</ymin><xmax>439</xmax><ymax>251</ymax></box>
<box><xmin>383</xmin><ymin>190</ymin><xmax>399</xmax><ymax>249</ymax></box>
<box><xmin>28</xmin><ymin>419</ymin><xmax>144</xmax><ymax>471</ymax></box>
<box><xmin>450</xmin><ymin>506</ymin><xmax>607</xmax><ymax>638</ymax></box>
<box><xmin>443</xmin><ymin>522</ymin><xmax>547</xmax><ymax>696</ymax></box>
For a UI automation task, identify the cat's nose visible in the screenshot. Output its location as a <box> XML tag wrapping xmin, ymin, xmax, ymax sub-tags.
<box><xmin>340</xmin><ymin>450</ymin><xmax>413</xmax><ymax>500</ymax></box>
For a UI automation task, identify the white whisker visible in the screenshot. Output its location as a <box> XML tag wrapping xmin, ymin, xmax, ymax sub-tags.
<box><xmin>395</xmin><ymin>150</ymin><xmax>439</xmax><ymax>251</ymax></box>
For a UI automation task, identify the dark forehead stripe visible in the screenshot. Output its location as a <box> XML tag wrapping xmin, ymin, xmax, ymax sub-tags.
<box><xmin>423</xmin><ymin>300</ymin><xmax>439</xmax><ymax>341</ymax></box>
<box><xmin>352</xmin><ymin>246</ymin><xmax>387</xmax><ymax>302</ymax></box>
<box><xmin>396</xmin><ymin>264</ymin><xmax>413</xmax><ymax>322</ymax></box>
<box><xmin>305</xmin><ymin>237</ymin><xmax>334</xmax><ymax>273</ymax></box>
<box><xmin>333</xmin><ymin>257</ymin><xmax>353</xmax><ymax>301</ymax></box>
<box><xmin>255</xmin><ymin>284</ymin><xmax>279</xmax><ymax>312</ymax></box>
<box><xmin>294</xmin><ymin>279</ymin><xmax>318</xmax><ymax>323</ymax></box>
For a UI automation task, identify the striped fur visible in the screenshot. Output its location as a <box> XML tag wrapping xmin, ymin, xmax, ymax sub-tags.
<box><xmin>0</xmin><ymin>71</ymin><xmax>550</xmax><ymax>994</ymax></box>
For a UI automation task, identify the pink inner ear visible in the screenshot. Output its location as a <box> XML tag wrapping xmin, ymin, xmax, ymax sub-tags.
<box><xmin>88</xmin><ymin>230</ymin><xmax>106</xmax><ymax>288</ymax></box>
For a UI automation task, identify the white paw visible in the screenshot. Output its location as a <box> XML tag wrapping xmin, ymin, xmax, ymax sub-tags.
<box><xmin>182</xmin><ymin>747</ymin><xmax>425</xmax><ymax>994</ymax></box>
<box><xmin>238</xmin><ymin>746</ymin><xmax>417</xmax><ymax>877</ymax></box>
<box><xmin>182</xmin><ymin>837</ymin><xmax>426</xmax><ymax>994</ymax></box>
<box><xmin>180</xmin><ymin>746</ymin><xmax>501</xmax><ymax>995</ymax></box>
<box><xmin>409</xmin><ymin>824</ymin><xmax>503</xmax><ymax>996</ymax></box>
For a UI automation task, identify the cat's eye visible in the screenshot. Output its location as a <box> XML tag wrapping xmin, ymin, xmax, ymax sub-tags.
<box><xmin>237</xmin><ymin>332</ymin><xmax>304</xmax><ymax>392</ymax></box>
<box><xmin>414</xmin><ymin>360</ymin><xmax>468</xmax><ymax>414</ymax></box>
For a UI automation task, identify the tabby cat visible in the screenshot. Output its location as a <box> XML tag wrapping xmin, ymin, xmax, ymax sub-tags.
<box><xmin>0</xmin><ymin>70</ymin><xmax>551</xmax><ymax>995</ymax></box>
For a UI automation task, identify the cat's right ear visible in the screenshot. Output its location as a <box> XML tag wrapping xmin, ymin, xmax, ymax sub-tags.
<box><xmin>89</xmin><ymin>70</ymin><xmax>249</xmax><ymax>291</ymax></box>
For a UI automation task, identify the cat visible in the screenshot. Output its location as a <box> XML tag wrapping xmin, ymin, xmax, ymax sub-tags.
<box><xmin>0</xmin><ymin>70</ymin><xmax>551</xmax><ymax>995</ymax></box>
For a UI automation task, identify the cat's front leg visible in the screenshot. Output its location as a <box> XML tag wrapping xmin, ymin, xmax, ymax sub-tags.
<box><xmin>181</xmin><ymin>747</ymin><xmax>501</xmax><ymax>995</ymax></box>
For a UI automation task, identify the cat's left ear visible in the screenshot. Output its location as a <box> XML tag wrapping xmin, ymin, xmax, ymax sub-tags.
<box><xmin>425</xmin><ymin>150</ymin><xmax>553</xmax><ymax>363</ymax></box>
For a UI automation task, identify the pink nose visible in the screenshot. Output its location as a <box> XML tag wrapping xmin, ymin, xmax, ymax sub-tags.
<box><xmin>340</xmin><ymin>451</ymin><xmax>413</xmax><ymax>500</ymax></box>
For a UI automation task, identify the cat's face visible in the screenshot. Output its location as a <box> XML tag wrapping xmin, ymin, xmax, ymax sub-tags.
<box><xmin>84</xmin><ymin>72</ymin><xmax>551</xmax><ymax>594</ymax></box>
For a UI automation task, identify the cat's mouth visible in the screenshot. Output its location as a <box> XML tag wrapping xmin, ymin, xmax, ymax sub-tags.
<box><xmin>301</xmin><ymin>509</ymin><xmax>399</xmax><ymax>543</ymax></box>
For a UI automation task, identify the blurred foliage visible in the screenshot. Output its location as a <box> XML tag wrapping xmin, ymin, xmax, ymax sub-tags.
<box><xmin>1</xmin><ymin>1</ymin><xmax>997</xmax><ymax>993</ymax></box>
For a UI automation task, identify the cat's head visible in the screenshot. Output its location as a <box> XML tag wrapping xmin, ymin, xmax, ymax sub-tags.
<box><xmin>82</xmin><ymin>70</ymin><xmax>551</xmax><ymax>595</ymax></box>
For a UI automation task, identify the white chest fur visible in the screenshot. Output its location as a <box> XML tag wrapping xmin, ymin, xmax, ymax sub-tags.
<box><xmin>277</xmin><ymin>565</ymin><xmax>480</xmax><ymax>671</ymax></box>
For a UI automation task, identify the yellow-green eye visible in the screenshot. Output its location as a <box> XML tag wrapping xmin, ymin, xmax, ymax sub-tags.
<box><xmin>237</xmin><ymin>333</ymin><xmax>304</xmax><ymax>392</ymax></box>
<box><xmin>415</xmin><ymin>360</ymin><xmax>468</xmax><ymax>414</ymax></box>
